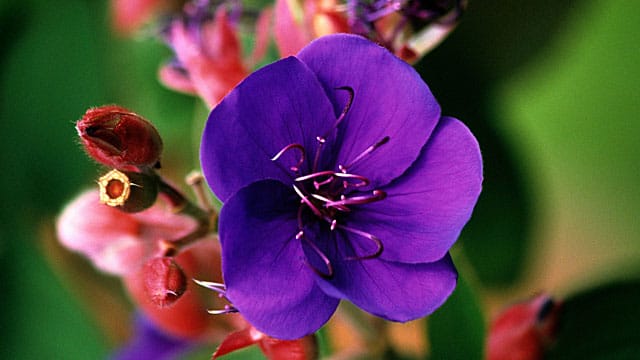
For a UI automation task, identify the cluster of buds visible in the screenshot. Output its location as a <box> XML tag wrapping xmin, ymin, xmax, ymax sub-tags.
<box><xmin>61</xmin><ymin>0</ymin><xmax>470</xmax><ymax>357</ymax></box>
<box><xmin>63</xmin><ymin>105</ymin><xmax>222</xmax><ymax>333</ymax></box>
<box><xmin>61</xmin><ymin>104</ymin><xmax>319</xmax><ymax>358</ymax></box>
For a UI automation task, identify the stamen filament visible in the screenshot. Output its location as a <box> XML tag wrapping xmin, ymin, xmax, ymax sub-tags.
<box><xmin>334</xmin><ymin>172</ymin><xmax>371</xmax><ymax>188</ymax></box>
<box><xmin>312</xmin><ymin>86</ymin><xmax>354</xmax><ymax>172</ymax></box>
<box><xmin>325</xmin><ymin>190</ymin><xmax>387</xmax><ymax>208</ymax></box>
<box><xmin>207</xmin><ymin>305</ymin><xmax>239</xmax><ymax>315</ymax></box>
<box><xmin>295</xmin><ymin>170</ymin><xmax>335</xmax><ymax>182</ymax></box>
<box><xmin>341</xmin><ymin>136</ymin><xmax>390</xmax><ymax>172</ymax></box>
<box><xmin>337</xmin><ymin>224</ymin><xmax>384</xmax><ymax>260</ymax></box>
<box><xmin>310</xmin><ymin>193</ymin><xmax>350</xmax><ymax>212</ymax></box>
<box><xmin>271</xmin><ymin>143</ymin><xmax>305</xmax><ymax>172</ymax></box>
<box><xmin>300</xmin><ymin>235</ymin><xmax>334</xmax><ymax>279</ymax></box>
<box><xmin>193</xmin><ymin>279</ymin><xmax>226</xmax><ymax>295</ymax></box>
<box><xmin>293</xmin><ymin>184</ymin><xmax>323</xmax><ymax>217</ymax></box>
<box><xmin>332</xmin><ymin>86</ymin><xmax>355</xmax><ymax>131</ymax></box>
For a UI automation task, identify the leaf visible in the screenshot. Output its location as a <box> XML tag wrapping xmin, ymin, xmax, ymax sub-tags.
<box><xmin>547</xmin><ymin>279</ymin><xmax>640</xmax><ymax>359</ymax></box>
<box><xmin>428</xmin><ymin>275</ymin><xmax>486</xmax><ymax>360</ymax></box>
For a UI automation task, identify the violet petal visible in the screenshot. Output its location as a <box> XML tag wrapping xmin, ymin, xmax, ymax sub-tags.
<box><xmin>297</xmin><ymin>34</ymin><xmax>442</xmax><ymax>187</ymax></box>
<box><xmin>219</xmin><ymin>180</ymin><xmax>340</xmax><ymax>339</ymax></box>
<box><xmin>312</xmin><ymin>231</ymin><xmax>458</xmax><ymax>322</ymax></box>
<box><xmin>348</xmin><ymin>116</ymin><xmax>483</xmax><ymax>263</ymax></box>
<box><xmin>200</xmin><ymin>57</ymin><xmax>336</xmax><ymax>202</ymax></box>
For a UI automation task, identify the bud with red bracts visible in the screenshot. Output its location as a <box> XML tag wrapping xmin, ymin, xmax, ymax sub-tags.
<box><xmin>76</xmin><ymin>105</ymin><xmax>163</xmax><ymax>170</ymax></box>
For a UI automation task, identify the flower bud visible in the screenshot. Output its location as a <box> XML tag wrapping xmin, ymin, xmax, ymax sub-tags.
<box><xmin>98</xmin><ymin>169</ymin><xmax>159</xmax><ymax>213</ymax></box>
<box><xmin>143</xmin><ymin>257</ymin><xmax>187</xmax><ymax>308</ymax></box>
<box><xmin>76</xmin><ymin>105</ymin><xmax>163</xmax><ymax>169</ymax></box>
<box><xmin>487</xmin><ymin>294</ymin><xmax>562</xmax><ymax>360</ymax></box>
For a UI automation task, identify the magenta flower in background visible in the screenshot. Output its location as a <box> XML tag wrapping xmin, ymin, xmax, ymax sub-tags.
<box><xmin>159</xmin><ymin>0</ymin><xmax>271</xmax><ymax>108</ymax></box>
<box><xmin>200</xmin><ymin>34</ymin><xmax>482</xmax><ymax>339</ymax></box>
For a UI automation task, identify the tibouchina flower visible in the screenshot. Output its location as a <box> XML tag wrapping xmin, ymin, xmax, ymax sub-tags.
<box><xmin>201</xmin><ymin>34</ymin><xmax>482</xmax><ymax>339</ymax></box>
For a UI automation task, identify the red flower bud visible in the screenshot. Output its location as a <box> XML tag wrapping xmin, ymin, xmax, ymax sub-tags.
<box><xmin>487</xmin><ymin>294</ymin><xmax>562</xmax><ymax>360</ymax></box>
<box><xmin>76</xmin><ymin>105</ymin><xmax>163</xmax><ymax>169</ymax></box>
<box><xmin>143</xmin><ymin>257</ymin><xmax>187</xmax><ymax>308</ymax></box>
<box><xmin>98</xmin><ymin>169</ymin><xmax>159</xmax><ymax>213</ymax></box>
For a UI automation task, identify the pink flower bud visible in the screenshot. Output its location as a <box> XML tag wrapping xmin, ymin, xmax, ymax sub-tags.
<box><xmin>125</xmin><ymin>239</ymin><xmax>246</xmax><ymax>341</ymax></box>
<box><xmin>76</xmin><ymin>105</ymin><xmax>163</xmax><ymax>170</ymax></box>
<box><xmin>143</xmin><ymin>257</ymin><xmax>187</xmax><ymax>307</ymax></box>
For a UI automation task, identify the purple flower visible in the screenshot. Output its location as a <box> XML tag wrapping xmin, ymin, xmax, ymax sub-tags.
<box><xmin>200</xmin><ymin>34</ymin><xmax>482</xmax><ymax>339</ymax></box>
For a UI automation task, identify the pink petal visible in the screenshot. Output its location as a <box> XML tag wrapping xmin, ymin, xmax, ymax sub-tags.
<box><xmin>274</xmin><ymin>0</ymin><xmax>313</xmax><ymax>56</ymax></box>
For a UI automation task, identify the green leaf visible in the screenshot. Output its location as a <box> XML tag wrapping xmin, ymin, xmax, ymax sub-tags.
<box><xmin>0</xmin><ymin>230</ymin><xmax>109</xmax><ymax>359</ymax></box>
<box><xmin>547</xmin><ymin>279</ymin><xmax>640</xmax><ymax>359</ymax></box>
<box><xmin>428</xmin><ymin>276</ymin><xmax>485</xmax><ymax>360</ymax></box>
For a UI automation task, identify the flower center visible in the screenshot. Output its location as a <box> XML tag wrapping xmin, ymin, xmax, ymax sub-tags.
<box><xmin>271</xmin><ymin>87</ymin><xmax>389</xmax><ymax>278</ymax></box>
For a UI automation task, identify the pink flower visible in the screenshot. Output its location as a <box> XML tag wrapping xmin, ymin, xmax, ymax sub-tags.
<box><xmin>56</xmin><ymin>190</ymin><xmax>196</xmax><ymax>276</ymax></box>
<box><xmin>57</xmin><ymin>189</ymin><xmax>244</xmax><ymax>340</ymax></box>
<box><xmin>274</xmin><ymin>0</ymin><xmax>349</xmax><ymax>56</ymax></box>
<box><xmin>159</xmin><ymin>2</ymin><xmax>272</xmax><ymax>107</ymax></box>
<box><xmin>124</xmin><ymin>239</ymin><xmax>244</xmax><ymax>341</ymax></box>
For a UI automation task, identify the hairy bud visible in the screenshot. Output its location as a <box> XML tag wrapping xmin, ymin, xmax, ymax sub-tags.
<box><xmin>77</xmin><ymin>105</ymin><xmax>163</xmax><ymax>169</ymax></box>
<box><xmin>143</xmin><ymin>257</ymin><xmax>187</xmax><ymax>308</ymax></box>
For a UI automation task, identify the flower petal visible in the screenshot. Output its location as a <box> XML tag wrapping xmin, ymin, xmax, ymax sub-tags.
<box><xmin>201</xmin><ymin>57</ymin><xmax>336</xmax><ymax>202</ymax></box>
<box><xmin>348</xmin><ymin>116</ymin><xmax>483</xmax><ymax>263</ymax></box>
<box><xmin>220</xmin><ymin>180</ymin><xmax>339</xmax><ymax>339</ymax></box>
<box><xmin>313</xmin><ymin>231</ymin><xmax>458</xmax><ymax>322</ymax></box>
<box><xmin>274</xmin><ymin>0</ymin><xmax>312</xmax><ymax>56</ymax></box>
<box><xmin>167</xmin><ymin>9</ymin><xmax>248</xmax><ymax>107</ymax></box>
<box><xmin>297</xmin><ymin>34</ymin><xmax>441</xmax><ymax>187</ymax></box>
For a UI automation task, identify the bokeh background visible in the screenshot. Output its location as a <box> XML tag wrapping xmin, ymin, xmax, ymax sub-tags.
<box><xmin>1</xmin><ymin>0</ymin><xmax>639</xmax><ymax>358</ymax></box>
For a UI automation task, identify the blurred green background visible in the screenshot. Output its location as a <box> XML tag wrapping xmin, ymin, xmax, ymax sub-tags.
<box><xmin>1</xmin><ymin>0</ymin><xmax>638</xmax><ymax>358</ymax></box>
